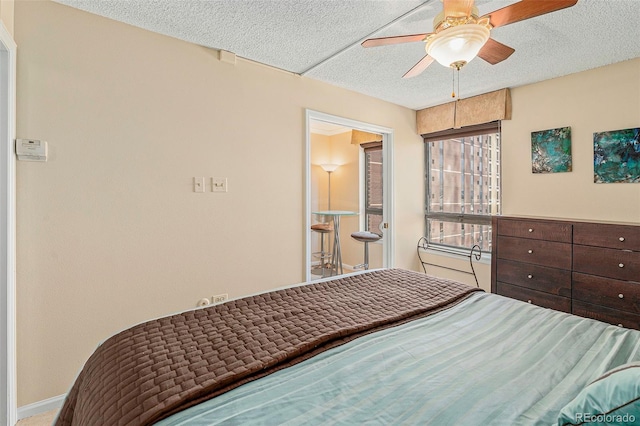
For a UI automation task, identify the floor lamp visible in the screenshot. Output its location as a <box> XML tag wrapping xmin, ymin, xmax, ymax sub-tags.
<box><xmin>318</xmin><ymin>163</ymin><xmax>339</xmax><ymax>275</ymax></box>
<box><xmin>320</xmin><ymin>163</ymin><xmax>339</xmax><ymax>210</ymax></box>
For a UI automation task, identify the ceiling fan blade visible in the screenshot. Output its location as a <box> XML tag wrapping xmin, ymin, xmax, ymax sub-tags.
<box><xmin>478</xmin><ymin>38</ymin><xmax>515</xmax><ymax>65</ymax></box>
<box><xmin>443</xmin><ymin>0</ymin><xmax>475</xmax><ymax>18</ymax></box>
<box><xmin>402</xmin><ymin>55</ymin><xmax>434</xmax><ymax>79</ymax></box>
<box><xmin>362</xmin><ymin>33</ymin><xmax>430</xmax><ymax>48</ymax></box>
<box><xmin>482</xmin><ymin>0</ymin><xmax>578</xmax><ymax>29</ymax></box>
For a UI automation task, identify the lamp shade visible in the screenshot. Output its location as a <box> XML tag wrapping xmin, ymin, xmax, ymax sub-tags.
<box><xmin>320</xmin><ymin>164</ymin><xmax>339</xmax><ymax>173</ymax></box>
<box><xmin>426</xmin><ymin>24</ymin><xmax>490</xmax><ymax>68</ymax></box>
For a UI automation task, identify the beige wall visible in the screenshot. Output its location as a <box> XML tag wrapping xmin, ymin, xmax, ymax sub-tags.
<box><xmin>323</xmin><ymin>132</ymin><xmax>367</xmax><ymax>269</ymax></box>
<box><xmin>15</xmin><ymin>0</ymin><xmax>639</xmax><ymax>409</ymax></box>
<box><xmin>0</xmin><ymin>0</ymin><xmax>14</xmax><ymax>36</ymax></box>
<box><xmin>309</xmin><ymin>133</ymin><xmax>331</xmax><ymax>261</ymax></box>
<box><xmin>310</xmin><ymin>133</ymin><xmax>330</xmax><ymax>213</ymax></box>
<box><xmin>422</xmin><ymin>58</ymin><xmax>640</xmax><ymax>291</ymax></box>
<box><xmin>502</xmin><ymin>58</ymin><xmax>640</xmax><ymax>223</ymax></box>
<box><xmin>310</xmin><ymin>131</ymin><xmax>384</xmax><ymax>271</ymax></box>
<box><xmin>14</xmin><ymin>1</ymin><xmax>421</xmax><ymax>405</ymax></box>
<box><xmin>310</xmin><ymin>131</ymin><xmax>383</xmax><ymax>271</ymax></box>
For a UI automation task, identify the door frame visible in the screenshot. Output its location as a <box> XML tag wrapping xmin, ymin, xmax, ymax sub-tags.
<box><xmin>0</xmin><ymin>19</ymin><xmax>17</xmax><ymax>426</ymax></box>
<box><xmin>304</xmin><ymin>109</ymin><xmax>394</xmax><ymax>282</ymax></box>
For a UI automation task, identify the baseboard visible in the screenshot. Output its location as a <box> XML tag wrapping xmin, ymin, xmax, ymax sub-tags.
<box><xmin>17</xmin><ymin>394</ymin><xmax>65</xmax><ymax>420</ymax></box>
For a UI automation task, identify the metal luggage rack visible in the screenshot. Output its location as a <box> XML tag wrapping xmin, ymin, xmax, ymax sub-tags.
<box><xmin>416</xmin><ymin>237</ymin><xmax>482</xmax><ymax>288</ymax></box>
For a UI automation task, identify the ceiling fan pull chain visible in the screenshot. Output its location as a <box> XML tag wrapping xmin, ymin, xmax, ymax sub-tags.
<box><xmin>452</xmin><ymin>66</ymin><xmax>461</xmax><ymax>129</ymax></box>
<box><xmin>451</xmin><ymin>66</ymin><xmax>461</xmax><ymax>99</ymax></box>
<box><xmin>451</xmin><ymin>67</ymin><xmax>456</xmax><ymax>98</ymax></box>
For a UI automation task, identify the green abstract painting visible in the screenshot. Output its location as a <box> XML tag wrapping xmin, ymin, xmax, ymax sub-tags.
<box><xmin>531</xmin><ymin>127</ymin><xmax>572</xmax><ymax>173</ymax></box>
<box><xmin>594</xmin><ymin>127</ymin><xmax>640</xmax><ymax>183</ymax></box>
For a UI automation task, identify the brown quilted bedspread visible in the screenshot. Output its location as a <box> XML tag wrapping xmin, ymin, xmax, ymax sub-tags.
<box><xmin>56</xmin><ymin>268</ymin><xmax>482</xmax><ymax>425</ymax></box>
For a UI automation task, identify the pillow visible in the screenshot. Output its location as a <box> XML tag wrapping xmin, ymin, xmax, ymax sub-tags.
<box><xmin>557</xmin><ymin>362</ymin><xmax>640</xmax><ymax>425</ymax></box>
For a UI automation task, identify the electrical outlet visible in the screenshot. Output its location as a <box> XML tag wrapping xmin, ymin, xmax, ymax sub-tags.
<box><xmin>211</xmin><ymin>293</ymin><xmax>228</xmax><ymax>304</ymax></box>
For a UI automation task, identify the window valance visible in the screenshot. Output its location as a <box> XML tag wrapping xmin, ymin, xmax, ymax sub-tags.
<box><xmin>416</xmin><ymin>88</ymin><xmax>511</xmax><ymax>135</ymax></box>
<box><xmin>351</xmin><ymin>129</ymin><xmax>383</xmax><ymax>144</ymax></box>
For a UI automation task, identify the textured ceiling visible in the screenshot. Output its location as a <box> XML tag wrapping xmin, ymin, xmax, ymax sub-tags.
<box><xmin>53</xmin><ymin>0</ymin><xmax>640</xmax><ymax>110</ymax></box>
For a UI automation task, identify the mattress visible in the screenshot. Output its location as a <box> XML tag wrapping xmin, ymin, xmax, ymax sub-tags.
<box><xmin>157</xmin><ymin>291</ymin><xmax>640</xmax><ymax>425</ymax></box>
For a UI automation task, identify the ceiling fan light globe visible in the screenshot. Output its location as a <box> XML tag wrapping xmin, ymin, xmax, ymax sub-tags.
<box><xmin>426</xmin><ymin>24</ymin><xmax>490</xmax><ymax>68</ymax></box>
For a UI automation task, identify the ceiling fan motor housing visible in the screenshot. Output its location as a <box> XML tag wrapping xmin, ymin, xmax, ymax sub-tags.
<box><xmin>360</xmin><ymin>0</ymin><xmax>579</xmax><ymax>77</ymax></box>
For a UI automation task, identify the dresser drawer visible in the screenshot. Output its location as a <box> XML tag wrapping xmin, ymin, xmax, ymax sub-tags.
<box><xmin>572</xmin><ymin>300</ymin><xmax>640</xmax><ymax>330</ymax></box>
<box><xmin>496</xmin><ymin>236</ymin><xmax>572</xmax><ymax>269</ymax></box>
<box><xmin>496</xmin><ymin>282</ymin><xmax>571</xmax><ymax>313</ymax></box>
<box><xmin>573</xmin><ymin>245</ymin><xmax>640</xmax><ymax>281</ymax></box>
<box><xmin>498</xmin><ymin>219</ymin><xmax>571</xmax><ymax>243</ymax></box>
<box><xmin>496</xmin><ymin>259</ymin><xmax>571</xmax><ymax>297</ymax></box>
<box><xmin>573</xmin><ymin>272</ymin><xmax>640</xmax><ymax>314</ymax></box>
<box><xmin>574</xmin><ymin>222</ymin><xmax>640</xmax><ymax>251</ymax></box>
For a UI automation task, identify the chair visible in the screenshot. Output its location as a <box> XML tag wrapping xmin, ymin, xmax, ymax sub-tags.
<box><xmin>311</xmin><ymin>223</ymin><xmax>333</xmax><ymax>277</ymax></box>
<box><xmin>350</xmin><ymin>231</ymin><xmax>382</xmax><ymax>270</ymax></box>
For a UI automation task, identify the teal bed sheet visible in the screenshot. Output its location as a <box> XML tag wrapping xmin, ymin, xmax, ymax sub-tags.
<box><xmin>157</xmin><ymin>292</ymin><xmax>640</xmax><ymax>426</ymax></box>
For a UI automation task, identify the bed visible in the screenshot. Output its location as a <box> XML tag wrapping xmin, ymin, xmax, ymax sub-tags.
<box><xmin>55</xmin><ymin>268</ymin><xmax>640</xmax><ymax>426</ymax></box>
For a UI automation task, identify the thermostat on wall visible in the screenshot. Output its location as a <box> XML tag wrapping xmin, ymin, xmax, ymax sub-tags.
<box><xmin>16</xmin><ymin>139</ymin><xmax>47</xmax><ymax>162</ymax></box>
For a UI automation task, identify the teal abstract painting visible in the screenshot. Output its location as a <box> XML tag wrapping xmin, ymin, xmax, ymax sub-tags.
<box><xmin>531</xmin><ymin>127</ymin><xmax>572</xmax><ymax>173</ymax></box>
<box><xmin>594</xmin><ymin>127</ymin><xmax>640</xmax><ymax>183</ymax></box>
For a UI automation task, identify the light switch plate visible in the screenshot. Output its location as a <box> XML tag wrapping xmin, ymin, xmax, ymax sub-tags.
<box><xmin>211</xmin><ymin>177</ymin><xmax>228</xmax><ymax>192</ymax></box>
<box><xmin>193</xmin><ymin>177</ymin><xmax>205</xmax><ymax>193</ymax></box>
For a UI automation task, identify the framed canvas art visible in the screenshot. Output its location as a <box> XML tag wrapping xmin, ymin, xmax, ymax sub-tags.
<box><xmin>593</xmin><ymin>127</ymin><xmax>640</xmax><ymax>183</ymax></box>
<box><xmin>531</xmin><ymin>126</ymin><xmax>572</xmax><ymax>173</ymax></box>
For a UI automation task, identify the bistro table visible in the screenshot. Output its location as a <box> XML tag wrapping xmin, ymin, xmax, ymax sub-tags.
<box><xmin>312</xmin><ymin>210</ymin><xmax>358</xmax><ymax>276</ymax></box>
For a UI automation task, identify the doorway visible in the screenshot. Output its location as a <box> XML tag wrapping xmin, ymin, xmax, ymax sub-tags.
<box><xmin>0</xmin><ymin>20</ymin><xmax>16</xmax><ymax>426</ymax></box>
<box><xmin>304</xmin><ymin>110</ymin><xmax>394</xmax><ymax>282</ymax></box>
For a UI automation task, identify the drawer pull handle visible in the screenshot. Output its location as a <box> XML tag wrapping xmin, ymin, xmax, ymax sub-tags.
<box><xmin>619</xmin><ymin>294</ymin><xmax>624</xmax><ymax>299</ymax></box>
<box><xmin>528</xmin><ymin>228</ymin><xmax>533</xmax><ymax>233</ymax></box>
<box><xmin>619</xmin><ymin>263</ymin><xmax>624</xmax><ymax>268</ymax></box>
<box><xmin>619</xmin><ymin>237</ymin><xmax>625</xmax><ymax>242</ymax></box>
<box><xmin>527</xmin><ymin>274</ymin><xmax>533</xmax><ymax>279</ymax></box>
<box><xmin>528</xmin><ymin>249</ymin><xmax>533</xmax><ymax>254</ymax></box>
<box><xmin>527</xmin><ymin>300</ymin><xmax>532</xmax><ymax>304</ymax></box>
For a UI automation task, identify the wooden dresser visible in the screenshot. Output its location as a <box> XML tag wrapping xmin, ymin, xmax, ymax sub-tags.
<box><xmin>491</xmin><ymin>216</ymin><xmax>640</xmax><ymax>330</ymax></box>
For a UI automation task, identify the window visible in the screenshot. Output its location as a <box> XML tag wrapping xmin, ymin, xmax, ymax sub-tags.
<box><xmin>363</xmin><ymin>142</ymin><xmax>383</xmax><ymax>235</ymax></box>
<box><xmin>424</xmin><ymin>122</ymin><xmax>501</xmax><ymax>252</ymax></box>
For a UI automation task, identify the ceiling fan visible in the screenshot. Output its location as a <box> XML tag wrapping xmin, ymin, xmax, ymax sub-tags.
<box><xmin>362</xmin><ymin>0</ymin><xmax>578</xmax><ymax>78</ymax></box>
